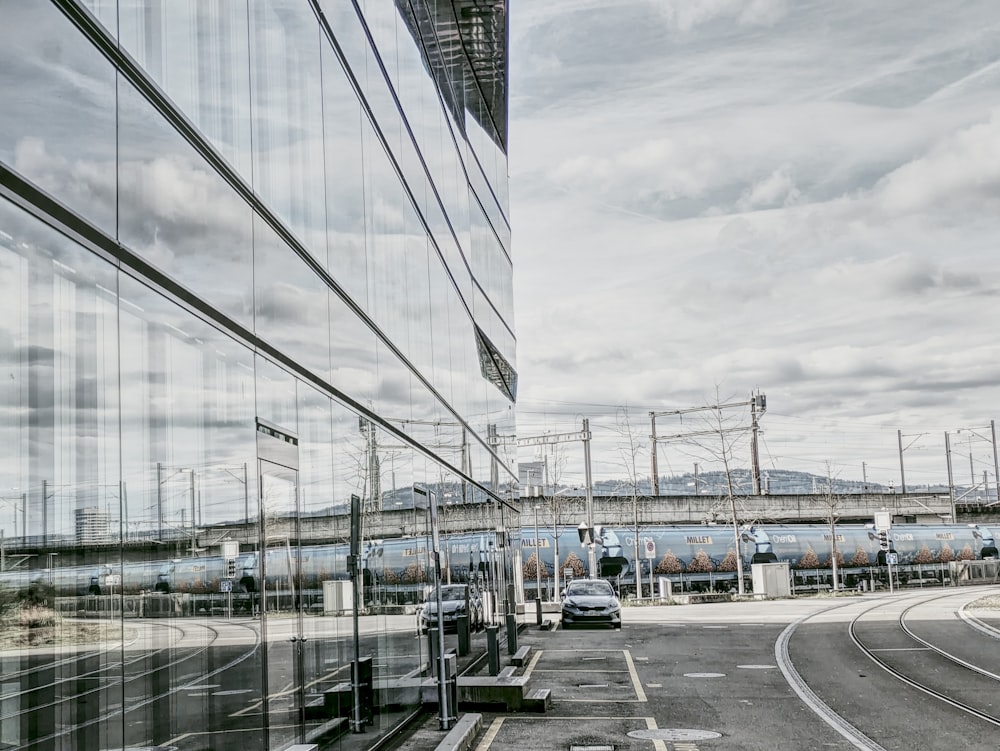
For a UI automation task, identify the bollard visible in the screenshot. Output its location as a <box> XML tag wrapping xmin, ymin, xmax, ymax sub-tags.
<box><xmin>505</xmin><ymin>612</ymin><xmax>517</xmax><ymax>654</ymax></box>
<box><xmin>534</xmin><ymin>597</ymin><xmax>542</xmax><ymax>626</ymax></box>
<box><xmin>444</xmin><ymin>652</ymin><xmax>458</xmax><ymax>724</ymax></box>
<box><xmin>457</xmin><ymin>614</ymin><xmax>470</xmax><ymax>656</ymax></box>
<box><xmin>486</xmin><ymin>625</ymin><xmax>500</xmax><ymax>675</ymax></box>
<box><xmin>427</xmin><ymin>627</ymin><xmax>440</xmax><ymax>676</ymax></box>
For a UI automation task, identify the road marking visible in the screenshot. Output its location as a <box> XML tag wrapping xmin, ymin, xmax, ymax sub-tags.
<box><xmin>645</xmin><ymin>716</ymin><xmax>669</xmax><ymax>751</ymax></box>
<box><xmin>647</xmin><ymin>683</ymin><xmax>662</xmax><ymax>688</ymax></box>
<box><xmin>625</xmin><ymin>650</ymin><xmax>647</xmax><ymax>702</ymax></box>
<box><xmin>870</xmin><ymin>648</ymin><xmax>930</xmax><ymax>652</ymax></box>
<box><xmin>523</xmin><ymin>649</ymin><xmax>543</xmax><ymax>679</ymax></box>
<box><xmin>474</xmin><ymin>716</ymin><xmax>504</xmax><ymax>751</ymax></box>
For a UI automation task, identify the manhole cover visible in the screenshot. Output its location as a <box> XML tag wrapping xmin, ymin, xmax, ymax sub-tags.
<box><xmin>683</xmin><ymin>672</ymin><xmax>725</xmax><ymax>678</ymax></box>
<box><xmin>628</xmin><ymin>729</ymin><xmax>722</xmax><ymax>741</ymax></box>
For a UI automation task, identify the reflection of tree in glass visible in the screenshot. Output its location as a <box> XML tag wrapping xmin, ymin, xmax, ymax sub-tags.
<box><xmin>655</xmin><ymin>551</ymin><xmax>682</xmax><ymax>575</ymax></box>
<box><xmin>402</xmin><ymin>561</ymin><xmax>427</xmax><ymax>583</ymax></box>
<box><xmin>686</xmin><ymin>550</ymin><xmax>714</xmax><ymax>573</ymax></box>
<box><xmin>562</xmin><ymin>553</ymin><xmax>586</xmax><ymax>578</ymax></box>
<box><xmin>938</xmin><ymin>544</ymin><xmax>955</xmax><ymax>563</ymax></box>
<box><xmin>382</xmin><ymin>568</ymin><xmax>400</xmax><ymax>585</ymax></box>
<box><xmin>717</xmin><ymin>550</ymin><xmax>738</xmax><ymax>572</ymax></box>
<box><xmin>523</xmin><ymin>552</ymin><xmax>549</xmax><ymax>580</ymax></box>
<box><xmin>850</xmin><ymin>547</ymin><xmax>870</xmax><ymax>566</ymax></box>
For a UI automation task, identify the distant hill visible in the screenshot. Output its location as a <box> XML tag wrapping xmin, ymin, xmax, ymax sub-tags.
<box><xmin>586</xmin><ymin>469</ymin><xmax>954</xmax><ymax>497</ymax></box>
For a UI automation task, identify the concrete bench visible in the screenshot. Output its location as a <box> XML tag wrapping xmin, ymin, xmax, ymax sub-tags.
<box><xmin>523</xmin><ymin>688</ymin><xmax>551</xmax><ymax>713</ymax></box>
<box><xmin>511</xmin><ymin>645</ymin><xmax>532</xmax><ymax>667</ymax></box>
<box><xmin>433</xmin><ymin>713</ymin><xmax>482</xmax><ymax>751</ymax></box>
<box><xmin>497</xmin><ymin>666</ymin><xmax>516</xmax><ymax>679</ymax></box>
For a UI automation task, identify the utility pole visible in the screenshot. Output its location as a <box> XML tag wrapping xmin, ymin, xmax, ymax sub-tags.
<box><xmin>945</xmin><ymin>431</ymin><xmax>956</xmax><ymax>522</ymax></box>
<box><xmin>897</xmin><ymin>429</ymin><xmax>906</xmax><ymax>495</ymax></box>
<box><xmin>517</xmin><ymin>423</ymin><xmax>596</xmax><ymax>578</ymax></box>
<box><xmin>649</xmin><ymin>413</ymin><xmax>660</xmax><ymax>497</ymax></box>
<box><xmin>650</xmin><ymin>392</ymin><xmax>766</xmax><ymax>496</ymax></box>
<box><xmin>992</xmin><ymin>420</ymin><xmax>1000</xmax><ymax>504</ymax></box>
<box><xmin>582</xmin><ymin>418</ymin><xmax>596</xmax><ymax>577</ymax></box>
<box><xmin>750</xmin><ymin>392</ymin><xmax>765</xmax><ymax>495</ymax></box>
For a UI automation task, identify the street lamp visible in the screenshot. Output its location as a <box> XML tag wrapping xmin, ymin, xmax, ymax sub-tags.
<box><xmin>533</xmin><ymin>504</ymin><xmax>542</xmax><ymax>625</ymax></box>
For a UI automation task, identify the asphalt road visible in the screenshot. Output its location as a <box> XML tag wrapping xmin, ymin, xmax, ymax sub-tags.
<box><xmin>392</xmin><ymin>588</ymin><xmax>1000</xmax><ymax>751</ymax></box>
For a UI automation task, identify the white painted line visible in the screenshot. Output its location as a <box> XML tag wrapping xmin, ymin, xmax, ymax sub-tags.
<box><xmin>624</xmin><ymin>650</ymin><xmax>647</xmax><ymax>702</ymax></box>
<box><xmin>775</xmin><ymin>611</ymin><xmax>886</xmax><ymax>751</ymax></box>
<box><xmin>474</xmin><ymin>716</ymin><xmax>504</xmax><ymax>751</ymax></box>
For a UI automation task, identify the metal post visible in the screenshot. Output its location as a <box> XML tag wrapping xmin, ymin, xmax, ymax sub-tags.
<box><xmin>533</xmin><ymin>503</ymin><xmax>542</xmax><ymax>623</ymax></box>
<box><xmin>897</xmin><ymin>429</ymin><xmax>906</xmax><ymax>495</ymax></box>
<box><xmin>750</xmin><ymin>395</ymin><xmax>761</xmax><ymax>495</ymax></box>
<box><xmin>945</xmin><ymin>432</ymin><xmax>956</xmax><ymax>522</ymax></box>
<box><xmin>992</xmin><ymin>420</ymin><xmax>1000</xmax><ymax>504</ymax></box>
<box><xmin>156</xmin><ymin>462</ymin><xmax>163</xmax><ymax>542</ymax></box>
<box><xmin>582</xmin><ymin>418</ymin><xmax>596</xmax><ymax>577</ymax></box>
<box><xmin>649</xmin><ymin>413</ymin><xmax>659</xmax><ymax>496</ymax></box>
<box><xmin>426</xmin><ymin>487</ymin><xmax>452</xmax><ymax>731</ymax></box>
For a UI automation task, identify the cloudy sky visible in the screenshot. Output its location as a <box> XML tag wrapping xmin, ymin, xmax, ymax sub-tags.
<box><xmin>507</xmin><ymin>0</ymin><xmax>1000</xmax><ymax>488</ymax></box>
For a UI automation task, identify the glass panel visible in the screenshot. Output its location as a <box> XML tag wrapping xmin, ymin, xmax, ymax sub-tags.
<box><xmin>0</xmin><ymin>2</ymin><xmax>117</xmax><ymax>234</ymax></box>
<box><xmin>117</xmin><ymin>76</ymin><xmax>254</xmax><ymax>326</ymax></box>
<box><xmin>258</xmin><ymin>459</ymin><xmax>306</xmax><ymax>750</ymax></box>
<box><xmin>322</xmin><ymin>42</ymin><xmax>368</xmax><ymax>306</ymax></box>
<box><xmin>118</xmin><ymin>273</ymin><xmax>261</xmax><ymax>750</ymax></box>
<box><xmin>248</xmin><ymin>0</ymin><xmax>326</xmax><ymax>254</ymax></box>
<box><xmin>118</xmin><ymin>0</ymin><xmax>253</xmax><ymax>179</ymax></box>
<box><xmin>253</xmin><ymin>214</ymin><xmax>332</xmax><ymax>382</ymax></box>
<box><xmin>0</xmin><ymin>197</ymin><xmax>122</xmax><ymax>750</ymax></box>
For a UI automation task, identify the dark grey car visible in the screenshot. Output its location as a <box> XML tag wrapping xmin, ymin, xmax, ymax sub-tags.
<box><xmin>419</xmin><ymin>583</ymin><xmax>484</xmax><ymax>634</ymax></box>
<box><xmin>560</xmin><ymin>579</ymin><xmax>621</xmax><ymax>629</ymax></box>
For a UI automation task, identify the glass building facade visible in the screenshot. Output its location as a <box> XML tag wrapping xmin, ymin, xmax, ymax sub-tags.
<box><xmin>0</xmin><ymin>1</ymin><xmax>516</xmax><ymax>749</ymax></box>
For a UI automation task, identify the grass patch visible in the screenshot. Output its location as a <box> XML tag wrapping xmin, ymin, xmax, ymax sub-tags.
<box><xmin>0</xmin><ymin>606</ymin><xmax>133</xmax><ymax>649</ymax></box>
<box><xmin>969</xmin><ymin>594</ymin><xmax>1000</xmax><ymax>610</ymax></box>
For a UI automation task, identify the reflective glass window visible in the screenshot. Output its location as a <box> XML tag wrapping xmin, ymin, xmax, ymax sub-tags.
<box><xmin>0</xmin><ymin>3</ymin><xmax>117</xmax><ymax>234</ymax></box>
<box><xmin>252</xmin><ymin>214</ymin><xmax>332</xmax><ymax>383</ymax></box>
<box><xmin>117</xmin><ymin>77</ymin><xmax>254</xmax><ymax>326</ymax></box>
<box><xmin>248</xmin><ymin>0</ymin><xmax>326</xmax><ymax>254</ymax></box>
<box><xmin>118</xmin><ymin>1</ymin><xmax>254</xmax><ymax>179</ymax></box>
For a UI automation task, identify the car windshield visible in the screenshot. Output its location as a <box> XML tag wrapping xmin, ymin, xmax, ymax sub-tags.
<box><xmin>438</xmin><ymin>586</ymin><xmax>467</xmax><ymax>601</ymax></box>
<box><xmin>567</xmin><ymin>581</ymin><xmax>613</xmax><ymax>596</ymax></box>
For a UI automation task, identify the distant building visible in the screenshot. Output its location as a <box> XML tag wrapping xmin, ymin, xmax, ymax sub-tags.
<box><xmin>74</xmin><ymin>507</ymin><xmax>110</xmax><ymax>545</ymax></box>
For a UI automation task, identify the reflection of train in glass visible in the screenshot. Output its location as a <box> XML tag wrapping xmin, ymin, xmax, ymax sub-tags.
<box><xmin>0</xmin><ymin>523</ymin><xmax>994</xmax><ymax>601</ymax></box>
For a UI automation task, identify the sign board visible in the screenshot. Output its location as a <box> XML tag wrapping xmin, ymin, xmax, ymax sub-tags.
<box><xmin>104</xmin><ymin>574</ymin><xmax>121</xmax><ymax>587</ymax></box>
<box><xmin>644</xmin><ymin>539</ymin><xmax>656</xmax><ymax>560</ymax></box>
<box><xmin>874</xmin><ymin>511</ymin><xmax>892</xmax><ymax>531</ymax></box>
<box><xmin>219</xmin><ymin>579</ymin><xmax>233</xmax><ymax>593</ymax></box>
<box><xmin>220</xmin><ymin>540</ymin><xmax>239</xmax><ymax>560</ymax></box>
<box><xmin>886</xmin><ymin>552</ymin><xmax>898</xmax><ymax>566</ymax></box>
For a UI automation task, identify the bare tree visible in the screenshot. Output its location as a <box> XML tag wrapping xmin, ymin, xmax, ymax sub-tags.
<box><xmin>672</xmin><ymin>388</ymin><xmax>754</xmax><ymax>595</ymax></box>
<box><xmin>614</xmin><ymin>406</ymin><xmax>646</xmax><ymax>598</ymax></box>
<box><xmin>818</xmin><ymin>461</ymin><xmax>845</xmax><ymax>592</ymax></box>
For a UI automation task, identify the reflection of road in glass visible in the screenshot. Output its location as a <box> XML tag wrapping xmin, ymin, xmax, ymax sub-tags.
<box><xmin>2</xmin><ymin>613</ymin><xmax>426</xmax><ymax>751</ymax></box>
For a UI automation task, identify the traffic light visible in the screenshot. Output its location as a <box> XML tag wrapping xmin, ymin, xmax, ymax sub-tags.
<box><xmin>877</xmin><ymin>529</ymin><xmax>889</xmax><ymax>551</ymax></box>
<box><xmin>225</xmin><ymin>557</ymin><xmax>237</xmax><ymax>579</ymax></box>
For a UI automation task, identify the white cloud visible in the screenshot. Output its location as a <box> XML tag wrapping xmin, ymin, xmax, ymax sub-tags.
<box><xmin>510</xmin><ymin>1</ymin><xmax>1000</xmax><ymax>483</ymax></box>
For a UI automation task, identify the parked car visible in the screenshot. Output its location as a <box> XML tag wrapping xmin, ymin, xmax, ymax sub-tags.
<box><xmin>560</xmin><ymin>579</ymin><xmax>621</xmax><ymax>629</ymax></box>
<box><xmin>419</xmin><ymin>583</ymin><xmax>484</xmax><ymax>634</ymax></box>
